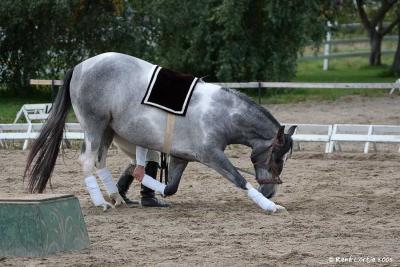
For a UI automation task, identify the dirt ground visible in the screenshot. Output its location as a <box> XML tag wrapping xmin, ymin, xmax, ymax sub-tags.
<box><xmin>1</xmin><ymin>95</ymin><xmax>399</xmax><ymax>266</ymax></box>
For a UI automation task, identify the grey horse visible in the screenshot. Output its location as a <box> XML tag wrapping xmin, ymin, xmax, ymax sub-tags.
<box><xmin>25</xmin><ymin>52</ymin><xmax>296</xmax><ymax>213</ymax></box>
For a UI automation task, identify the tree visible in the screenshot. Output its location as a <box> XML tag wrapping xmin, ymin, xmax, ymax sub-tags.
<box><xmin>389</xmin><ymin>2</ymin><xmax>400</xmax><ymax>74</ymax></box>
<box><xmin>143</xmin><ymin>0</ymin><xmax>326</xmax><ymax>82</ymax></box>
<box><xmin>0</xmin><ymin>0</ymin><xmax>144</xmax><ymax>95</ymax></box>
<box><xmin>356</xmin><ymin>0</ymin><xmax>400</xmax><ymax>66</ymax></box>
<box><xmin>0</xmin><ymin>0</ymin><xmax>328</xmax><ymax>94</ymax></box>
<box><xmin>51</xmin><ymin>0</ymin><xmax>142</xmax><ymax>71</ymax></box>
<box><xmin>0</xmin><ymin>0</ymin><xmax>61</xmax><ymax>95</ymax></box>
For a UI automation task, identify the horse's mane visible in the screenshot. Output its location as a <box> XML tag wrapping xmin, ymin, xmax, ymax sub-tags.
<box><xmin>220</xmin><ymin>87</ymin><xmax>280</xmax><ymax>127</ymax></box>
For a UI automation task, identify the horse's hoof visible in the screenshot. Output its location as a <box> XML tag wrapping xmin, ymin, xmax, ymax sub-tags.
<box><xmin>274</xmin><ymin>204</ymin><xmax>288</xmax><ymax>214</ymax></box>
<box><xmin>100</xmin><ymin>201</ymin><xmax>113</xmax><ymax>212</ymax></box>
<box><xmin>110</xmin><ymin>192</ymin><xmax>126</xmax><ymax>207</ymax></box>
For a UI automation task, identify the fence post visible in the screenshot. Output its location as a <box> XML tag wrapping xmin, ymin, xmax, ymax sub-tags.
<box><xmin>51</xmin><ymin>80</ymin><xmax>56</xmax><ymax>101</ymax></box>
<box><xmin>323</xmin><ymin>21</ymin><xmax>332</xmax><ymax>71</ymax></box>
<box><xmin>258</xmin><ymin>82</ymin><xmax>262</xmax><ymax>104</ymax></box>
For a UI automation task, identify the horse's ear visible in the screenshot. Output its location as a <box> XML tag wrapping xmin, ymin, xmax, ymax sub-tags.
<box><xmin>276</xmin><ymin>125</ymin><xmax>285</xmax><ymax>144</ymax></box>
<box><xmin>286</xmin><ymin>125</ymin><xmax>297</xmax><ymax>136</ymax></box>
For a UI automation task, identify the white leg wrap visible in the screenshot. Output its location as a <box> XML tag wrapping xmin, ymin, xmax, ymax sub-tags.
<box><xmin>97</xmin><ymin>168</ymin><xmax>118</xmax><ymax>195</ymax></box>
<box><xmin>85</xmin><ymin>175</ymin><xmax>107</xmax><ymax>206</ymax></box>
<box><xmin>141</xmin><ymin>174</ymin><xmax>166</xmax><ymax>196</ymax></box>
<box><xmin>246</xmin><ymin>183</ymin><xmax>277</xmax><ymax>212</ymax></box>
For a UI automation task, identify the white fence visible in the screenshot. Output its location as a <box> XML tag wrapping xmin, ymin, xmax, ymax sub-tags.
<box><xmin>13</xmin><ymin>103</ymin><xmax>53</xmax><ymax>149</ymax></box>
<box><xmin>0</xmin><ymin>123</ymin><xmax>83</xmax><ymax>149</ymax></box>
<box><xmin>31</xmin><ymin>79</ymin><xmax>400</xmax><ymax>90</ymax></box>
<box><xmin>215</xmin><ymin>81</ymin><xmax>400</xmax><ymax>103</ymax></box>
<box><xmin>1</xmin><ymin>122</ymin><xmax>399</xmax><ymax>154</ymax></box>
<box><xmin>301</xmin><ymin>22</ymin><xmax>399</xmax><ymax>70</ymax></box>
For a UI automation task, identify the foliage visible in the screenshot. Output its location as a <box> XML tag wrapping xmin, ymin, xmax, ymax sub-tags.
<box><xmin>0</xmin><ymin>0</ymin><xmax>58</xmax><ymax>94</ymax></box>
<box><xmin>0</xmin><ymin>0</ymin><xmax>142</xmax><ymax>95</ymax></box>
<box><xmin>0</xmin><ymin>0</ymin><xmax>329</xmax><ymax>95</ymax></box>
<box><xmin>144</xmin><ymin>0</ymin><xmax>326</xmax><ymax>82</ymax></box>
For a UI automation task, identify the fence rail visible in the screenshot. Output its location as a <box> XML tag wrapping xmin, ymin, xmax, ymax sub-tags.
<box><xmin>217</xmin><ymin>82</ymin><xmax>400</xmax><ymax>89</ymax></box>
<box><xmin>30</xmin><ymin>79</ymin><xmax>400</xmax><ymax>105</ymax></box>
<box><xmin>301</xmin><ymin>50</ymin><xmax>396</xmax><ymax>60</ymax></box>
<box><xmin>324</xmin><ymin>35</ymin><xmax>397</xmax><ymax>45</ymax></box>
<box><xmin>32</xmin><ymin>79</ymin><xmax>400</xmax><ymax>89</ymax></box>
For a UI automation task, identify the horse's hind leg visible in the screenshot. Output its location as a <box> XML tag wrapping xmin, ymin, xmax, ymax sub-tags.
<box><xmin>81</xmin><ymin>128</ymin><xmax>113</xmax><ymax>211</ymax></box>
<box><xmin>80</xmin><ymin>123</ymin><xmax>125</xmax><ymax>210</ymax></box>
<box><xmin>94</xmin><ymin>127</ymin><xmax>125</xmax><ymax>206</ymax></box>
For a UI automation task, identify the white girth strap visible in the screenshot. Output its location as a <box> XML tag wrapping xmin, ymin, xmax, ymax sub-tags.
<box><xmin>163</xmin><ymin>113</ymin><xmax>175</xmax><ymax>154</ymax></box>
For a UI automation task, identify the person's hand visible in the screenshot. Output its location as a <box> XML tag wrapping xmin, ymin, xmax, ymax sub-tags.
<box><xmin>133</xmin><ymin>165</ymin><xmax>145</xmax><ymax>182</ymax></box>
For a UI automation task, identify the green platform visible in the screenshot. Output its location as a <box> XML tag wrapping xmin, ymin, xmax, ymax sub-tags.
<box><xmin>0</xmin><ymin>194</ymin><xmax>90</xmax><ymax>257</ymax></box>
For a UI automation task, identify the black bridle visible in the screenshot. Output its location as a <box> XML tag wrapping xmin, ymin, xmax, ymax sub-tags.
<box><xmin>238</xmin><ymin>141</ymin><xmax>285</xmax><ymax>185</ymax></box>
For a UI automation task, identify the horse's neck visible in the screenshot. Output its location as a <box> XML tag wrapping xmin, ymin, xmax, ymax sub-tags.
<box><xmin>223</xmin><ymin>91</ymin><xmax>279</xmax><ymax>145</ymax></box>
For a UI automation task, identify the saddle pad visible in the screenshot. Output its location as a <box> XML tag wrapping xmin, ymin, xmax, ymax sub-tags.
<box><xmin>141</xmin><ymin>66</ymin><xmax>199</xmax><ymax>116</ymax></box>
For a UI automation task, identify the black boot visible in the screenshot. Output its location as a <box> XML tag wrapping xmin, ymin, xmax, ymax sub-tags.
<box><xmin>141</xmin><ymin>161</ymin><xmax>170</xmax><ymax>207</ymax></box>
<box><xmin>117</xmin><ymin>163</ymin><xmax>139</xmax><ymax>207</ymax></box>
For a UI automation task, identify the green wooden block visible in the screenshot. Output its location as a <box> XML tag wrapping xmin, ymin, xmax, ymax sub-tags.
<box><xmin>0</xmin><ymin>194</ymin><xmax>90</xmax><ymax>257</ymax></box>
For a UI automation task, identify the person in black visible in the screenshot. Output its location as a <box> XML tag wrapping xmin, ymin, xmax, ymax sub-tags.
<box><xmin>117</xmin><ymin>161</ymin><xmax>169</xmax><ymax>207</ymax></box>
<box><xmin>114</xmin><ymin>142</ymin><xmax>169</xmax><ymax>207</ymax></box>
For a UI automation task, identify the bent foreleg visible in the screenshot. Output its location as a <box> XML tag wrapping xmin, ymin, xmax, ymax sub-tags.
<box><xmin>140</xmin><ymin>156</ymin><xmax>188</xmax><ymax>197</ymax></box>
<box><xmin>203</xmin><ymin>149</ymin><xmax>286</xmax><ymax>213</ymax></box>
<box><xmin>164</xmin><ymin>156</ymin><xmax>188</xmax><ymax>196</ymax></box>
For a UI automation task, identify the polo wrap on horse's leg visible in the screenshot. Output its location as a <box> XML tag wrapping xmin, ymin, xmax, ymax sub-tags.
<box><xmin>246</xmin><ymin>183</ymin><xmax>277</xmax><ymax>212</ymax></box>
<box><xmin>96</xmin><ymin>168</ymin><xmax>118</xmax><ymax>195</ymax></box>
<box><xmin>85</xmin><ymin>175</ymin><xmax>107</xmax><ymax>206</ymax></box>
<box><xmin>141</xmin><ymin>174</ymin><xmax>166</xmax><ymax>196</ymax></box>
<box><xmin>97</xmin><ymin>168</ymin><xmax>125</xmax><ymax>206</ymax></box>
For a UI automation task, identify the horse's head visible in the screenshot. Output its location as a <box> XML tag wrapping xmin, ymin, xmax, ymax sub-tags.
<box><xmin>250</xmin><ymin>125</ymin><xmax>296</xmax><ymax>199</ymax></box>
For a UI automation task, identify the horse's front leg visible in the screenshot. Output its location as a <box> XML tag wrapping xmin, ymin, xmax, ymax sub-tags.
<box><xmin>203</xmin><ymin>148</ymin><xmax>286</xmax><ymax>213</ymax></box>
<box><xmin>139</xmin><ymin>156</ymin><xmax>188</xmax><ymax>197</ymax></box>
<box><xmin>164</xmin><ymin>156</ymin><xmax>188</xmax><ymax>196</ymax></box>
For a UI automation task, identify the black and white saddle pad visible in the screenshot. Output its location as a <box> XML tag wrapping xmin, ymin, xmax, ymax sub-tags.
<box><xmin>141</xmin><ymin>66</ymin><xmax>199</xmax><ymax>116</ymax></box>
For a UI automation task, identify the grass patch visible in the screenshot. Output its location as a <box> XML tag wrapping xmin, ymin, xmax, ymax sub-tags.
<box><xmin>295</xmin><ymin>56</ymin><xmax>395</xmax><ymax>83</ymax></box>
<box><xmin>0</xmin><ymin>96</ymin><xmax>50</xmax><ymax>123</ymax></box>
<box><xmin>0</xmin><ymin>88</ymin><xmax>77</xmax><ymax>123</ymax></box>
<box><xmin>256</xmin><ymin>55</ymin><xmax>399</xmax><ymax>104</ymax></box>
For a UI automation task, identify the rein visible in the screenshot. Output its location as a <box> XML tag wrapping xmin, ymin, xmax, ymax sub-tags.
<box><xmin>159</xmin><ymin>152</ymin><xmax>169</xmax><ymax>184</ymax></box>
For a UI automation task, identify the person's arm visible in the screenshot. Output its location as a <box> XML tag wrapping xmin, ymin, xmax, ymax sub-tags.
<box><xmin>133</xmin><ymin>146</ymin><xmax>148</xmax><ymax>181</ymax></box>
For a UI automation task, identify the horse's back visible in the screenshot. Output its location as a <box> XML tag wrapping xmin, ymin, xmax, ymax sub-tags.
<box><xmin>69</xmin><ymin>52</ymin><xmax>154</xmax><ymax>115</ymax></box>
<box><xmin>71</xmin><ymin>52</ymin><xmax>154</xmax><ymax>89</ymax></box>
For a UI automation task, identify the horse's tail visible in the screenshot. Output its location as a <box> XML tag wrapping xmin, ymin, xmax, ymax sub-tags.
<box><xmin>24</xmin><ymin>68</ymin><xmax>74</xmax><ymax>193</ymax></box>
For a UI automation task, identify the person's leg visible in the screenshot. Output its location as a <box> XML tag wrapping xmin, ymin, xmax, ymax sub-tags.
<box><xmin>140</xmin><ymin>161</ymin><xmax>157</xmax><ymax>198</ymax></box>
<box><xmin>113</xmin><ymin>137</ymin><xmax>139</xmax><ymax>207</ymax></box>
<box><xmin>116</xmin><ymin>163</ymin><xmax>139</xmax><ymax>207</ymax></box>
